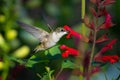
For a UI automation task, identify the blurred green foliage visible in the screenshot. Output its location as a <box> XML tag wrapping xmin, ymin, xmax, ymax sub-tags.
<box><xmin>0</xmin><ymin>0</ymin><xmax>120</xmax><ymax>80</ymax></box>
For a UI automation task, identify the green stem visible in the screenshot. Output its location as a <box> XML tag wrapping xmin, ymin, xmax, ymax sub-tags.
<box><xmin>2</xmin><ymin>55</ymin><xmax>10</xmax><ymax>80</ymax></box>
<box><xmin>36</xmin><ymin>73</ymin><xmax>42</xmax><ymax>79</ymax></box>
<box><xmin>81</xmin><ymin>0</ymin><xmax>86</xmax><ymax>35</ymax></box>
<box><xmin>80</xmin><ymin>0</ymin><xmax>85</xmax><ymax>80</ymax></box>
<box><xmin>81</xmin><ymin>0</ymin><xmax>85</xmax><ymax>19</ymax></box>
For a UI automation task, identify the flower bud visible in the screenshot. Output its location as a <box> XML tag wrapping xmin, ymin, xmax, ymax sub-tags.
<box><xmin>13</xmin><ymin>46</ymin><xmax>30</xmax><ymax>58</ymax></box>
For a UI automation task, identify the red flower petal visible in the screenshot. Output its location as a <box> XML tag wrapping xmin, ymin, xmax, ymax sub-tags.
<box><xmin>110</xmin><ymin>59</ymin><xmax>117</xmax><ymax>64</ymax></box>
<box><xmin>94</xmin><ymin>39</ymin><xmax>117</xmax><ymax>60</ymax></box>
<box><xmin>95</xmin><ymin>55</ymin><xmax>119</xmax><ymax>64</ymax></box>
<box><xmin>60</xmin><ymin>45</ymin><xmax>68</xmax><ymax>50</ymax></box>
<box><xmin>100</xmin><ymin>39</ymin><xmax>117</xmax><ymax>54</ymax></box>
<box><xmin>96</xmin><ymin>34</ymin><xmax>109</xmax><ymax>43</ymax></box>
<box><xmin>102</xmin><ymin>0</ymin><xmax>116</xmax><ymax>6</ymax></box>
<box><xmin>105</xmin><ymin>13</ymin><xmax>112</xmax><ymax>28</ymax></box>
<box><xmin>64</xmin><ymin>25</ymin><xmax>71</xmax><ymax>31</ymax></box>
<box><xmin>64</xmin><ymin>25</ymin><xmax>82</xmax><ymax>39</ymax></box>
<box><xmin>68</xmin><ymin>48</ymin><xmax>79</xmax><ymax>56</ymax></box>
<box><xmin>98</xmin><ymin>12</ymin><xmax>114</xmax><ymax>30</ymax></box>
<box><xmin>60</xmin><ymin>45</ymin><xmax>79</xmax><ymax>58</ymax></box>
<box><xmin>62</xmin><ymin>50</ymin><xmax>69</xmax><ymax>58</ymax></box>
<box><xmin>66</xmin><ymin>33</ymin><xmax>72</xmax><ymax>39</ymax></box>
<box><xmin>112</xmin><ymin>55</ymin><xmax>119</xmax><ymax>59</ymax></box>
<box><xmin>91</xmin><ymin>66</ymin><xmax>101</xmax><ymax>74</ymax></box>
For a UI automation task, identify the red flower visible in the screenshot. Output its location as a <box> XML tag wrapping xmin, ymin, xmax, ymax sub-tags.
<box><xmin>60</xmin><ymin>45</ymin><xmax>79</xmax><ymax>58</ymax></box>
<box><xmin>91</xmin><ymin>66</ymin><xmax>101</xmax><ymax>74</ymax></box>
<box><xmin>101</xmin><ymin>55</ymin><xmax>119</xmax><ymax>64</ymax></box>
<box><xmin>99</xmin><ymin>12</ymin><xmax>114</xmax><ymax>30</ymax></box>
<box><xmin>102</xmin><ymin>0</ymin><xmax>116</xmax><ymax>6</ymax></box>
<box><xmin>64</xmin><ymin>25</ymin><xmax>82</xmax><ymax>39</ymax></box>
<box><xmin>95</xmin><ymin>55</ymin><xmax>119</xmax><ymax>64</ymax></box>
<box><xmin>94</xmin><ymin>39</ymin><xmax>117</xmax><ymax>60</ymax></box>
<box><xmin>105</xmin><ymin>13</ymin><xmax>112</xmax><ymax>28</ymax></box>
<box><xmin>100</xmin><ymin>39</ymin><xmax>117</xmax><ymax>54</ymax></box>
<box><xmin>96</xmin><ymin>34</ymin><xmax>109</xmax><ymax>43</ymax></box>
<box><xmin>62</xmin><ymin>50</ymin><xmax>69</xmax><ymax>58</ymax></box>
<box><xmin>60</xmin><ymin>45</ymin><xmax>68</xmax><ymax>50</ymax></box>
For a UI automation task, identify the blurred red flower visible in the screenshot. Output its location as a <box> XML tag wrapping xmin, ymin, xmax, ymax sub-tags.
<box><xmin>100</xmin><ymin>39</ymin><xmax>117</xmax><ymax>54</ymax></box>
<box><xmin>96</xmin><ymin>34</ymin><xmax>109</xmax><ymax>43</ymax></box>
<box><xmin>101</xmin><ymin>55</ymin><xmax>119</xmax><ymax>64</ymax></box>
<box><xmin>94</xmin><ymin>39</ymin><xmax>117</xmax><ymax>61</ymax></box>
<box><xmin>102</xmin><ymin>0</ymin><xmax>116</xmax><ymax>6</ymax></box>
<box><xmin>99</xmin><ymin>11</ymin><xmax>114</xmax><ymax>30</ymax></box>
<box><xmin>105</xmin><ymin>13</ymin><xmax>112</xmax><ymax>28</ymax></box>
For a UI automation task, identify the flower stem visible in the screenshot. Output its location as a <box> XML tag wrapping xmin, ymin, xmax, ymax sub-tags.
<box><xmin>80</xmin><ymin>0</ymin><xmax>85</xmax><ymax>80</ymax></box>
<box><xmin>2</xmin><ymin>55</ymin><xmax>10</xmax><ymax>80</ymax></box>
<box><xmin>81</xmin><ymin>0</ymin><xmax>85</xmax><ymax>19</ymax></box>
<box><xmin>81</xmin><ymin>0</ymin><xmax>86</xmax><ymax>36</ymax></box>
<box><xmin>55</xmin><ymin>68</ymin><xmax>63</xmax><ymax>79</ymax></box>
<box><xmin>87</xmin><ymin>27</ymin><xmax>97</xmax><ymax>79</ymax></box>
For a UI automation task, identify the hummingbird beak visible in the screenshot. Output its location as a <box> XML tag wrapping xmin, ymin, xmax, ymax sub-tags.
<box><xmin>65</xmin><ymin>30</ymin><xmax>69</xmax><ymax>34</ymax></box>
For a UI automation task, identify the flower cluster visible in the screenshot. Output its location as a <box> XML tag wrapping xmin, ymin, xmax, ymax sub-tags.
<box><xmin>76</xmin><ymin>0</ymin><xmax>119</xmax><ymax>78</ymax></box>
<box><xmin>58</xmin><ymin>0</ymin><xmax>119</xmax><ymax>79</ymax></box>
<box><xmin>99</xmin><ymin>39</ymin><xmax>117</xmax><ymax>54</ymax></box>
<box><xmin>101</xmin><ymin>55</ymin><xmax>119</xmax><ymax>64</ymax></box>
<box><xmin>94</xmin><ymin>39</ymin><xmax>119</xmax><ymax>64</ymax></box>
<box><xmin>83</xmin><ymin>0</ymin><xmax>119</xmax><ymax>64</ymax></box>
<box><xmin>59</xmin><ymin>25</ymin><xmax>82</xmax><ymax>58</ymax></box>
<box><xmin>60</xmin><ymin>45</ymin><xmax>79</xmax><ymax>58</ymax></box>
<box><xmin>64</xmin><ymin>25</ymin><xmax>82</xmax><ymax>39</ymax></box>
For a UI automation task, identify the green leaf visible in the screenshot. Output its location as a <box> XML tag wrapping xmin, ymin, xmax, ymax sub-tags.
<box><xmin>29</xmin><ymin>55</ymin><xmax>37</xmax><ymax>59</ymax></box>
<box><xmin>41</xmin><ymin>74</ymin><xmax>49</xmax><ymax>80</ymax></box>
<box><xmin>103</xmin><ymin>72</ymin><xmax>108</xmax><ymax>80</ymax></box>
<box><xmin>114</xmin><ymin>65</ymin><xmax>120</xmax><ymax>71</ymax></box>
<box><xmin>45</xmin><ymin>50</ymin><xmax>49</xmax><ymax>55</ymax></box>
<box><xmin>46</xmin><ymin>45</ymin><xmax>61</xmax><ymax>56</ymax></box>
<box><xmin>8</xmin><ymin>56</ymin><xmax>25</xmax><ymax>64</ymax></box>
<box><xmin>40</xmin><ymin>67</ymin><xmax>55</xmax><ymax>80</ymax></box>
<box><xmin>116</xmin><ymin>74</ymin><xmax>120</xmax><ymax>80</ymax></box>
<box><xmin>62</xmin><ymin>60</ymin><xmax>78</xmax><ymax>69</ymax></box>
<box><xmin>8</xmin><ymin>56</ymin><xmax>38</xmax><ymax>68</ymax></box>
<box><xmin>25</xmin><ymin>60</ymin><xmax>38</xmax><ymax>67</ymax></box>
<box><xmin>112</xmin><ymin>78</ymin><xmax>115</xmax><ymax>80</ymax></box>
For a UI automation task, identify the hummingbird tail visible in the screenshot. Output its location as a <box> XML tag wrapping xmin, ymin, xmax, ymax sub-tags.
<box><xmin>33</xmin><ymin>45</ymin><xmax>45</xmax><ymax>53</ymax></box>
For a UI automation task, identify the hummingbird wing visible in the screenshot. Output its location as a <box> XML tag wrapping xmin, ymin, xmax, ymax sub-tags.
<box><xmin>17</xmin><ymin>21</ymin><xmax>49</xmax><ymax>42</ymax></box>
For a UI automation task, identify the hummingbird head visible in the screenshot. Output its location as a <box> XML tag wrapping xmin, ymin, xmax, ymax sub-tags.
<box><xmin>54</xmin><ymin>27</ymin><xmax>68</xmax><ymax>38</ymax></box>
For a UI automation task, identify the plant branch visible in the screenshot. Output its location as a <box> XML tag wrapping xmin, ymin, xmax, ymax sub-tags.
<box><xmin>81</xmin><ymin>0</ymin><xmax>86</xmax><ymax>36</ymax></box>
<box><xmin>55</xmin><ymin>68</ymin><xmax>63</xmax><ymax>79</ymax></box>
<box><xmin>87</xmin><ymin>26</ymin><xmax>97</xmax><ymax>80</ymax></box>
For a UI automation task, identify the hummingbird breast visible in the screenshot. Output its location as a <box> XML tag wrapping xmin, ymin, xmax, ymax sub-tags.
<box><xmin>43</xmin><ymin>32</ymin><xmax>60</xmax><ymax>48</ymax></box>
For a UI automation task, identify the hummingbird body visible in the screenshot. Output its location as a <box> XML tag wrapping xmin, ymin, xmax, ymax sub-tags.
<box><xmin>34</xmin><ymin>31</ymin><xmax>66</xmax><ymax>52</ymax></box>
<box><xmin>17</xmin><ymin>21</ymin><xmax>67</xmax><ymax>52</ymax></box>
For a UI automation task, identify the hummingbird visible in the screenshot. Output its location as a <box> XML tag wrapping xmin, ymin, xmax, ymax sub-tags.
<box><xmin>17</xmin><ymin>21</ymin><xmax>68</xmax><ymax>52</ymax></box>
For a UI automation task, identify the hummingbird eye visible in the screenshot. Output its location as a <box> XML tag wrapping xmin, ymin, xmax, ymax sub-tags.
<box><xmin>61</xmin><ymin>29</ymin><xmax>64</xmax><ymax>32</ymax></box>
